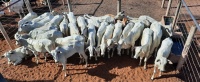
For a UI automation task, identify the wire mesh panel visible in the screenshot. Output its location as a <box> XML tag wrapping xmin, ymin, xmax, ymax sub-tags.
<box><xmin>166</xmin><ymin>0</ymin><xmax>200</xmax><ymax>82</ymax></box>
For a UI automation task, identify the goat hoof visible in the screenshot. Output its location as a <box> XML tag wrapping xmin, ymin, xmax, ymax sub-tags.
<box><xmin>65</xmin><ymin>74</ymin><xmax>68</xmax><ymax>77</ymax></box>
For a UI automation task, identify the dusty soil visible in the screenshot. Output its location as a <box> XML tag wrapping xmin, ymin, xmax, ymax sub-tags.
<box><xmin>0</xmin><ymin>0</ymin><xmax>184</xmax><ymax>82</ymax></box>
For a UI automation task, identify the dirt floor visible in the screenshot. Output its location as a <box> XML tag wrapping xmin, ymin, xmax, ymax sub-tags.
<box><xmin>0</xmin><ymin>0</ymin><xmax>185</xmax><ymax>82</ymax></box>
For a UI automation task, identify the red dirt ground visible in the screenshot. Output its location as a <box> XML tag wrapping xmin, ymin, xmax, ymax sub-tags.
<box><xmin>0</xmin><ymin>0</ymin><xmax>184</xmax><ymax>82</ymax></box>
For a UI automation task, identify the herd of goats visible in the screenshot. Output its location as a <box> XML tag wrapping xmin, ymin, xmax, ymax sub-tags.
<box><xmin>2</xmin><ymin>10</ymin><xmax>174</xmax><ymax>80</ymax></box>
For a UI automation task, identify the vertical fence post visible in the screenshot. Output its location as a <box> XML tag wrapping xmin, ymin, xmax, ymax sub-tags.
<box><xmin>172</xmin><ymin>0</ymin><xmax>182</xmax><ymax>30</ymax></box>
<box><xmin>62</xmin><ymin>0</ymin><xmax>65</xmax><ymax>5</ymax></box>
<box><xmin>176</xmin><ymin>26</ymin><xmax>197</xmax><ymax>70</ymax></box>
<box><xmin>47</xmin><ymin>0</ymin><xmax>52</xmax><ymax>12</ymax></box>
<box><xmin>0</xmin><ymin>22</ymin><xmax>14</xmax><ymax>50</ymax></box>
<box><xmin>161</xmin><ymin>0</ymin><xmax>165</xmax><ymax>8</ymax></box>
<box><xmin>67</xmin><ymin>0</ymin><xmax>72</xmax><ymax>12</ymax></box>
<box><xmin>24</xmin><ymin>0</ymin><xmax>33</xmax><ymax>13</ymax></box>
<box><xmin>165</xmin><ymin>0</ymin><xmax>172</xmax><ymax>16</ymax></box>
<box><xmin>117</xmin><ymin>0</ymin><xmax>121</xmax><ymax>14</ymax></box>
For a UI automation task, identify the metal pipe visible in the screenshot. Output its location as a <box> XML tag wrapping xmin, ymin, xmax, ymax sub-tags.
<box><xmin>172</xmin><ymin>0</ymin><xmax>182</xmax><ymax>30</ymax></box>
<box><xmin>181</xmin><ymin>0</ymin><xmax>200</xmax><ymax>31</ymax></box>
<box><xmin>165</xmin><ymin>0</ymin><xmax>172</xmax><ymax>16</ymax></box>
<box><xmin>0</xmin><ymin>22</ymin><xmax>14</xmax><ymax>50</ymax></box>
<box><xmin>117</xmin><ymin>0</ymin><xmax>121</xmax><ymax>14</ymax></box>
<box><xmin>67</xmin><ymin>0</ymin><xmax>72</xmax><ymax>12</ymax></box>
<box><xmin>47</xmin><ymin>0</ymin><xmax>52</xmax><ymax>12</ymax></box>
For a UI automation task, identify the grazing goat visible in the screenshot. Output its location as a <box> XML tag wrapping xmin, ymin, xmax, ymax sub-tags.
<box><xmin>134</xmin><ymin>28</ymin><xmax>153</xmax><ymax>70</ymax></box>
<box><xmin>151</xmin><ymin>37</ymin><xmax>173</xmax><ymax>80</ymax></box>
<box><xmin>50</xmin><ymin>41</ymin><xmax>88</xmax><ymax>77</ymax></box>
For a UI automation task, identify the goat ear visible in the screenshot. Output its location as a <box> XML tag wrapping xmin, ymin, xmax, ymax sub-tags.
<box><xmin>156</xmin><ymin>59</ymin><xmax>160</xmax><ymax>62</ymax></box>
<box><xmin>168</xmin><ymin>59</ymin><xmax>173</xmax><ymax>64</ymax></box>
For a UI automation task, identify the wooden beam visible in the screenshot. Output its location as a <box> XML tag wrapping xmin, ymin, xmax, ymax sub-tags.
<box><xmin>165</xmin><ymin>0</ymin><xmax>172</xmax><ymax>16</ymax></box>
<box><xmin>117</xmin><ymin>0</ymin><xmax>121</xmax><ymax>14</ymax></box>
<box><xmin>172</xmin><ymin>0</ymin><xmax>182</xmax><ymax>30</ymax></box>
<box><xmin>176</xmin><ymin>26</ymin><xmax>197</xmax><ymax>70</ymax></box>
<box><xmin>161</xmin><ymin>0</ymin><xmax>165</xmax><ymax>8</ymax></box>
<box><xmin>0</xmin><ymin>22</ymin><xmax>14</xmax><ymax>50</ymax></box>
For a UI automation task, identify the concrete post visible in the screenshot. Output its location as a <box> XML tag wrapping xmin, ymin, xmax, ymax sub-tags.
<box><xmin>176</xmin><ymin>26</ymin><xmax>197</xmax><ymax>70</ymax></box>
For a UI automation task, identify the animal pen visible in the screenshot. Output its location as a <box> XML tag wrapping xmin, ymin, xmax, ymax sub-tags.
<box><xmin>0</xmin><ymin>0</ymin><xmax>199</xmax><ymax>81</ymax></box>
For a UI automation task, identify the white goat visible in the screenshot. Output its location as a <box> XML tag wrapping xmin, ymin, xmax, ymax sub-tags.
<box><xmin>100</xmin><ymin>24</ymin><xmax>115</xmax><ymax>58</ymax></box>
<box><xmin>87</xmin><ymin>24</ymin><xmax>97</xmax><ymax>60</ymax></box>
<box><xmin>16</xmin><ymin>38</ymin><xmax>55</xmax><ymax>64</ymax></box>
<box><xmin>139</xmin><ymin>15</ymin><xmax>157</xmax><ymax>24</ymax></box>
<box><xmin>107</xmin><ymin>20</ymin><xmax>123</xmax><ymax>57</ymax></box>
<box><xmin>84</xmin><ymin>15</ymin><xmax>101</xmax><ymax>27</ymax></box>
<box><xmin>66</xmin><ymin>12</ymin><xmax>76</xmax><ymax>23</ymax></box>
<box><xmin>59</xmin><ymin>15</ymin><xmax>69</xmax><ymax>36</ymax></box>
<box><xmin>121</xmin><ymin>22</ymin><xmax>134</xmax><ymax>39</ymax></box>
<box><xmin>55</xmin><ymin>35</ymin><xmax>85</xmax><ymax>47</ymax></box>
<box><xmin>150</xmin><ymin>21</ymin><xmax>163</xmax><ymax>57</ymax></box>
<box><xmin>37</xmin><ymin>15</ymin><xmax>64</xmax><ymax>30</ymax></box>
<box><xmin>31</xmin><ymin>12</ymin><xmax>51</xmax><ymax>23</ymax></box>
<box><xmin>77</xmin><ymin>16</ymin><xmax>87</xmax><ymax>37</ymax></box>
<box><xmin>18</xmin><ymin>13</ymin><xmax>54</xmax><ymax>33</ymax></box>
<box><xmin>151</xmin><ymin>37</ymin><xmax>173</xmax><ymax>80</ymax></box>
<box><xmin>134</xmin><ymin>28</ymin><xmax>153</xmax><ymax>70</ymax></box>
<box><xmin>68</xmin><ymin>23</ymin><xmax>80</xmax><ymax>35</ymax></box>
<box><xmin>84</xmin><ymin>14</ymin><xmax>115</xmax><ymax>23</ymax></box>
<box><xmin>160</xmin><ymin>22</ymin><xmax>173</xmax><ymax>37</ymax></box>
<box><xmin>95</xmin><ymin>21</ymin><xmax>108</xmax><ymax>56</ymax></box>
<box><xmin>14</xmin><ymin>32</ymin><xmax>30</xmax><ymax>40</ymax></box>
<box><xmin>118</xmin><ymin>22</ymin><xmax>144</xmax><ymax>57</ymax></box>
<box><xmin>4</xmin><ymin>46</ymin><xmax>32</xmax><ymax>65</ymax></box>
<box><xmin>29</xmin><ymin>29</ymin><xmax>63</xmax><ymax>41</ymax></box>
<box><xmin>18</xmin><ymin>12</ymin><xmax>38</xmax><ymax>27</ymax></box>
<box><xmin>50</xmin><ymin>41</ymin><xmax>88</xmax><ymax>77</ymax></box>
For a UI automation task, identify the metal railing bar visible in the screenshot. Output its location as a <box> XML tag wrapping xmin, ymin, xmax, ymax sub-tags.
<box><xmin>181</xmin><ymin>0</ymin><xmax>200</xmax><ymax>31</ymax></box>
<box><xmin>179</xmin><ymin>8</ymin><xmax>200</xmax><ymax>69</ymax></box>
